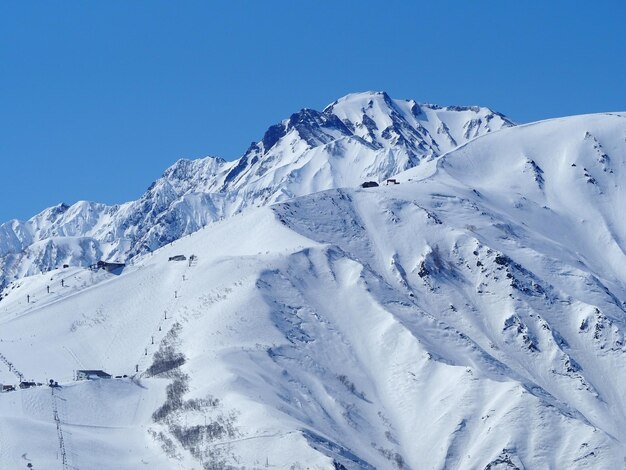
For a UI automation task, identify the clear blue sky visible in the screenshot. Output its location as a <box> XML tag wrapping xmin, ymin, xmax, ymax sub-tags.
<box><xmin>1</xmin><ymin>1</ymin><xmax>625</xmax><ymax>222</ymax></box>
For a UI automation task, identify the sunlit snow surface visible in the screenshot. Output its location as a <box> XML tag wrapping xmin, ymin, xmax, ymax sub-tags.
<box><xmin>2</xmin><ymin>112</ymin><xmax>626</xmax><ymax>468</ymax></box>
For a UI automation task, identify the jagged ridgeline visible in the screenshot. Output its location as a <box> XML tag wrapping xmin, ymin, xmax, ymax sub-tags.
<box><xmin>0</xmin><ymin>92</ymin><xmax>512</xmax><ymax>288</ymax></box>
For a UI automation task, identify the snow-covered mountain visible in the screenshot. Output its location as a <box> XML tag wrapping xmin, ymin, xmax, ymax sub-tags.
<box><xmin>1</xmin><ymin>111</ymin><xmax>626</xmax><ymax>469</ymax></box>
<box><xmin>0</xmin><ymin>91</ymin><xmax>513</xmax><ymax>288</ymax></box>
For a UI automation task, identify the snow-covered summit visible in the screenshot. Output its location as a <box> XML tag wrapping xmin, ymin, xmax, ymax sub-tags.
<box><xmin>325</xmin><ymin>91</ymin><xmax>512</xmax><ymax>155</ymax></box>
<box><xmin>0</xmin><ymin>91</ymin><xmax>513</xmax><ymax>287</ymax></box>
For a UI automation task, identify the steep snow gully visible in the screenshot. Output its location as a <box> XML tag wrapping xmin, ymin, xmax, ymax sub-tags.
<box><xmin>1</xmin><ymin>94</ymin><xmax>626</xmax><ymax>469</ymax></box>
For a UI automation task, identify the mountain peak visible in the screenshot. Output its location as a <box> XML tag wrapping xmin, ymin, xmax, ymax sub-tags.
<box><xmin>323</xmin><ymin>90</ymin><xmax>393</xmax><ymax>113</ymax></box>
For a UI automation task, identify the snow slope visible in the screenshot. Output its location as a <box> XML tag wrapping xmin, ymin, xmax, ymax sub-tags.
<box><xmin>2</xmin><ymin>112</ymin><xmax>626</xmax><ymax>468</ymax></box>
<box><xmin>0</xmin><ymin>92</ymin><xmax>513</xmax><ymax>288</ymax></box>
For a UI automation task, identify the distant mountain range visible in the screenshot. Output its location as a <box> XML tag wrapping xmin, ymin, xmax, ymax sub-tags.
<box><xmin>0</xmin><ymin>91</ymin><xmax>513</xmax><ymax>287</ymax></box>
